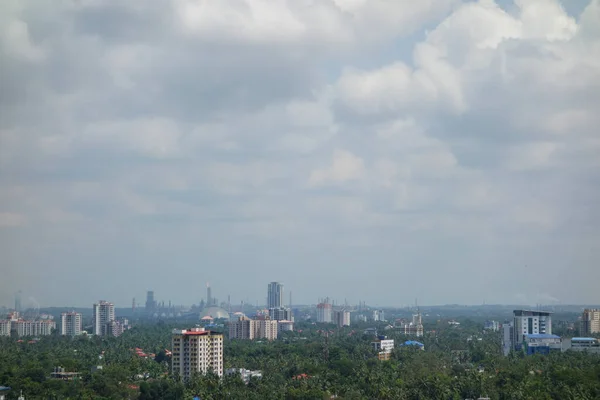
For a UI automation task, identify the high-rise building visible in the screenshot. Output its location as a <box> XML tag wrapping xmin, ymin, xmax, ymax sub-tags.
<box><xmin>512</xmin><ymin>310</ymin><xmax>552</xmax><ymax>349</ymax></box>
<box><xmin>334</xmin><ymin>310</ymin><xmax>351</xmax><ymax>327</ymax></box>
<box><xmin>316</xmin><ymin>302</ymin><xmax>333</xmax><ymax>323</ymax></box>
<box><xmin>171</xmin><ymin>327</ymin><xmax>223</xmax><ymax>379</ymax></box>
<box><xmin>0</xmin><ymin>320</ymin><xmax>11</xmax><ymax>336</ymax></box>
<box><xmin>267</xmin><ymin>282</ymin><xmax>283</xmax><ymax>309</ymax></box>
<box><xmin>13</xmin><ymin>320</ymin><xmax>55</xmax><ymax>336</ymax></box>
<box><xmin>14</xmin><ymin>291</ymin><xmax>22</xmax><ymax>313</ymax></box>
<box><xmin>145</xmin><ymin>291</ymin><xmax>156</xmax><ymax>313</ymax></box>
<box><xmin>268</xmin><ymin>307</ymin><xmax>292</xmax><ymax>321</ymax></box>
<box><xmin>229</xmin><ymin>315</ymin><xmax>279</xmax><ymax>340</ymax></box>
<box><xmin>60</xmin><ymin>312</ymin><xmax>82</xmax><ymax>336</ymax></box>
<box><xmin>581</xmin><ymin>309</ymin><xmax>600</xmax><ymax>335</ymax></box>
<box><xmin>206</xmin><ymin>282</ymin><xmax>212</xmax><ymax>307</ymax></box>
<box><xmin>93</xmin><ymin>301</ymin><xmax>115</xmax><ymax>336</ymax></box>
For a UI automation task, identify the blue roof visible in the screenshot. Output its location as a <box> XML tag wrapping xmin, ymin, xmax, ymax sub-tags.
<box><xmin>402</xmin><ymin>340</ymin><xmax>424</xmax><ymax>347</ymax></box>
<box><xmin>0</xmin><ymin>386</ymin><xmax>11</xmax><ymax>391</ymax></box>
<box><xmin>572</xmin><ymin>337</ymin><xmax>597</xmax><ymax>341</ymax></box>
<box><xmin>525</xmin><ymin>334</ymin><xmax>560</xmax><ymax>339</ymax></box>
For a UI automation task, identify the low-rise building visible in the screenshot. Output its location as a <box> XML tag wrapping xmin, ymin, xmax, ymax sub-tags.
<box><xmin>225</xmin><ymin>368</ymin><xmax>262</xmax><ymax>384</ymax></box>
<box><xmin>564</xmin><ymin>337</ymin><xmax>600</xmax><ymax>354</ymax></box>
<box><xmin>277</xmin><ymin>320</ymin><xmax>294</xmax><ymax>334</ymax></box>
<box><xmin>523</xmin><ymin>334</ymin><xmax>562</xmax><ymax>355</ymax></box>
<box><xmin>372</xmin><ymin>336</ymin><xmax>394</xmax><ymax>360</ymax></box>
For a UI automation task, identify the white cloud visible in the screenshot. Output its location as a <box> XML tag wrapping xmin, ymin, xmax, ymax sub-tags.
<box><xmin>309</xmin><ymin>149</ymin><xmax>366</xmax><ymax>186</ymax></box>
<box><xmin>1</xmin><ymin>0</ymin><xmax>599</xmax><ymax>306</ymax></box>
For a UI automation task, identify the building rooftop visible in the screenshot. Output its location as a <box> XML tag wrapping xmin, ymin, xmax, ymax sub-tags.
<box><xmin>513</xmin><ymin>310</ymin><xmax>553</xmax><ymax>316</ymax></box>
<box><xmin>524</xmin><ymin>334</ymin><xmax>560</xmax><ymax>339</ymax></box>
<box><xmin>402</xmin><ymin>340</ymin><xmax>424</xmax><ymax>347</ymax></box>
<box><xmin>571</xmin><ymin>337</ymin><xmax>597</xmax><ymax>341</ymax></box>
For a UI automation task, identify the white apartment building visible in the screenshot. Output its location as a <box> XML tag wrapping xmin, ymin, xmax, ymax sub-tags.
<box><xmin>372</xmin><ymin>338</ymin><xmax>395</xmax><ymax>353</ymax></box>
<box><xmin>60</xmin><ymin>312</ymin><xmax>82</xmax><ymax>336</ymax></box>
<box><xmin>14</xmin><ymin>320</ymin><xmax>55</xmax><ymax>337</ymax></box>
<box><xmin>316</xmin><ymin>303</ymin><xmax>332</xmax><ymax>323</ymax></box>
<box><xmin>229</xmin><ymin>316</ymin><xmax>279</xmax><ymax>340</ymax></box>
<box><xmin>0</xmin><ymin>320</ymin><xmax>11</xmax><ymax>336</ymax></box>
<box><xmin>171</xmin><ymin>328</ymin><xmax>223</xmax><ymax>379</ymax></box>
<box><xmin>334</xmin><ymin>310</ymin><xmax>350</xmax><ymax>328</ymax></box>
<box><xmin>93</xmin><ymin>301</ymin><xmax>115</xmax><ymax>336</ymax></box>
<box><xmin>513</xmin><ymin>310</ymin><xmax>552</xmax><ymax>347</ymax></box>
<box><xmin>581</xmin><ymin>309</ymin><xmax>600</xmax><ymax>335</ymax></box>
<box><xmin>277</xmin><ymin>320</ymin><xmax>294</xmax><ymax>333</ymax></box>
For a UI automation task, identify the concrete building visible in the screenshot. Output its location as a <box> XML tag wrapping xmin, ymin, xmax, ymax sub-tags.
<box><xmin>334</xmin><ymin>310</ymin><xmax>350</xmax><ymax>328</ymax></box>
<box><xmin>145</xmin><ymin>291</ymin><xmax>156</xmax><ymax>314</ymax></box>
<box><xmin>268</xmin><ymin>307</ymin><xmax>292</xmax><ymax>321</ymax></box>
<box><xmin>372</xmin><ymin>336</ymin><xmax>394</xmax><ymax>360</ymax></box>
<box><xmin>93</xmin><ymin>301</ymin><xmax>115</xmax><ymax>336</ymax></box>
<box><xmin>484</xmin><ymin>320</ymin><xmax>500</xmax><ymax>331</ymax></box>
<box><xmin>372</xmin><ymin>310</ymin><xmax>385</xmax><ymax>322</ymax></box>
<box><xmin>13</xmin><ymin>320</ymin><xmax>55</xmax><ymax>337</ymax></box>
<box><xmin>523</xmin><ymin>334</ymin><xmax>562</xmax><ymax>355</ymax></box>
<box><xmin>267</xmin><ymin>282</ymin><xmax>283</xmax><ymax>309</ymax></box>
<box><xmin>395</xmin><ymin>313</ymin><xmax>424</xmax><ymax>337</ymax></box>
<box><xmin>564</xmin><ymin>337</ymin><xmax>600</xmax><ymax>354</ymax></box>
<box><xmin>60</xmin><ymin>312</ymin><xmax>82</xmax><ymax>336</ymax></box>
<box><xmin>277</xmin><ymin>320</ymin><xmax>294</xmax><ymax>333</ymax></box>
<box><xmin>225</xmin><ymin>368</ymin><xmax>262</xmax><ymax>384</ymax></box>
<box><xmin>316</xmin><ymin>302</ymin><xmax>333</xmax><ymax>323</ymax></box>
<box><xmin>502</xmin><ymin>322</ymin><xmax>514</xmax><ymax>356</ymax></box>
<box><xmin>228</xmin><ymin>315</ymin><xmax>278</xmax><ymax>340</ymax></box>
<box><xmin>513</xmin><ymin>310</ymin><xmax>552</xmax><ymax>349</ymax></box>
<box><xmin>171</xmin><ymin>327</ymin><xmax>223</xmax><ymax>379</ymax></box>
<box><xmin>108</xmin><ymin>318</ymin><xmax>130</xmax><ymax>337</ymax></box>
<box><xmin>581</xmin><ymin>309</ymin><xmax>600</xmax><ymax>335</ymax></box>
<box><xmin>0</xmin><ymin>320</ymin><xmax>11</xmax><ymax>336</ymax></box>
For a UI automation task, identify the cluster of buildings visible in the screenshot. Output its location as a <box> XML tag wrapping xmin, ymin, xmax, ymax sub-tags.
<box><xmin>502</xmin><ymin>309</ymin><xmax>600</xmax><ymax>356</ymax></box>
<box><xmin>394</xmin><ymin>312</ymin><xmax>424</xmax><ymax>337</ymax></box>
<box><xmin>316</xmin><ymin>299</ymin><xmax>351</xmax><ymax>327</ymax></box>
<box><xmin>228</xmin><ymin>282</ymin><xmax>294</xmax><ymax>340</ymax></box>
<box><xmin>93</xmin><ymin>300</ymin><xmax>130</xmax><ymax>337</ymax></box>
<box><xmin>0</xmin><ymin>312</ymin><xmax>55</xmax><ymax>337</ymax></box>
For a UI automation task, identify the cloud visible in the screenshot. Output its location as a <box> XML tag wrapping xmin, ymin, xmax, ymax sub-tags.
<box><xmin>1</xmin><ymin>0</ymin><xmax>599</xmax><ymax>307</ymax></box>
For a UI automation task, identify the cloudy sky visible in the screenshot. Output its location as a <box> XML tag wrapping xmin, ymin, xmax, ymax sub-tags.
<box><xmin>1</xmin><ymin>0</ymin><xmax>599</xmax><ymax>308</ymax></box>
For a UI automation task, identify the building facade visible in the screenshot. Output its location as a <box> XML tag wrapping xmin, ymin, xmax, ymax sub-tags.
<box><xmin>267</xmin><ymin>282</ymin><xmax>283</xmax><ymax>309</ymax></box>
<box><xmin>316</xmin><ymin>303</ymin><xmax>333</xmax><ymax>323</ymax></box>
<box><xmin>513</xmin><ymin>310</ymin><xmax>552</xmax><ymax>348</ymax></box>
<box><xmin>334</xmin><ymin>310</ymin><xmax>350</xmax><ymax>327</ymax></box>
<box><xmin>171</xmin><ymin>328</ymin><xmax>223</xmax><ymax>379</ymax></box>
<box><xmin>0</xmin><ymin>320</ymin><xmax>11</xmax><ymax>336</ymax></box>
<box><xmin>268</xmin><ymin>307</ymin><xmax>292</xmax><ymax>321</ymax></box>
<box><xmin>60</xmin><ymin>312</ymin><xmax>82</xmax><ymax>336</ymax></box>
<box><xmin>395</xmin><ymin>313</ymin><xmax>424</xmax><ymax>337</ymax></box>
<box><xmin>14</xmin><ymin>320</ymin><xmax>55</xmax><ymax>336</ymax></box>
<box><xmin>581</xmin><ymin>309</ymin><xmax>600</xmax><ymax>335</ymax></box>
<box><xmin>93</xmin><ymin>300</ymin><xmax>115</xmax><ymax>336</ymax></box>
<box><xmin>229</xmin><ymin>316</ymin><xmax>279</xmax><ymax>340</ymax></box>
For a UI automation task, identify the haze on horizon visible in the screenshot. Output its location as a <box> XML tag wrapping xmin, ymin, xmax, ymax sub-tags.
<box><xmin>1</xmin><ymin>0</ymin><xmax>599</xmax><ymax>309</ymax></box>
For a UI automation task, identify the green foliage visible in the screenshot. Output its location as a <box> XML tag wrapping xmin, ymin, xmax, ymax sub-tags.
<box><xmin>0</xmin><ymin>321</ymin><xmax>598</xmax><ymax>399</ymax></box>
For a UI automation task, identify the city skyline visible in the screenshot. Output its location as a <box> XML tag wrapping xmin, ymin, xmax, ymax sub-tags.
<box><xmin>1</xmin><ymin>0</ymin><xmax>600</xmax><ymax>307</ymax></box>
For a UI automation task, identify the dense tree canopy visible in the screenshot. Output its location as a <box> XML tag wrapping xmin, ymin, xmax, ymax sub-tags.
<box><xmin>0</xmin><ymin>320</ymin><xmax>598</xmax><ymax>399</ymax></box>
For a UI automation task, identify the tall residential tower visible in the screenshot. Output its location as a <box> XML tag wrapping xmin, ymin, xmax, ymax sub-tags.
<box><xmin>93</xmin><ymin>301</ymin><xmax>115</xmax><ymax>336</ymax></box>
<box><xmin>267</xmin><ymin>282</ymin><xmax>283</xmax><ymax>309</ymax></box>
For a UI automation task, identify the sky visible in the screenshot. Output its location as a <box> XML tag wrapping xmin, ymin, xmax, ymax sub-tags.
<box><xmin>1</xmin><ymin>0</ymin><xmax>599</xmax><ymax>308</ymax></box>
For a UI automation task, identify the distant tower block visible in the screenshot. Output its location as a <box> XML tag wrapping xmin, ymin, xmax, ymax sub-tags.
<box><xmin>206</xmin><ymin>282</ymin><xmax>212</xmax><ymax>306</ymax></box>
